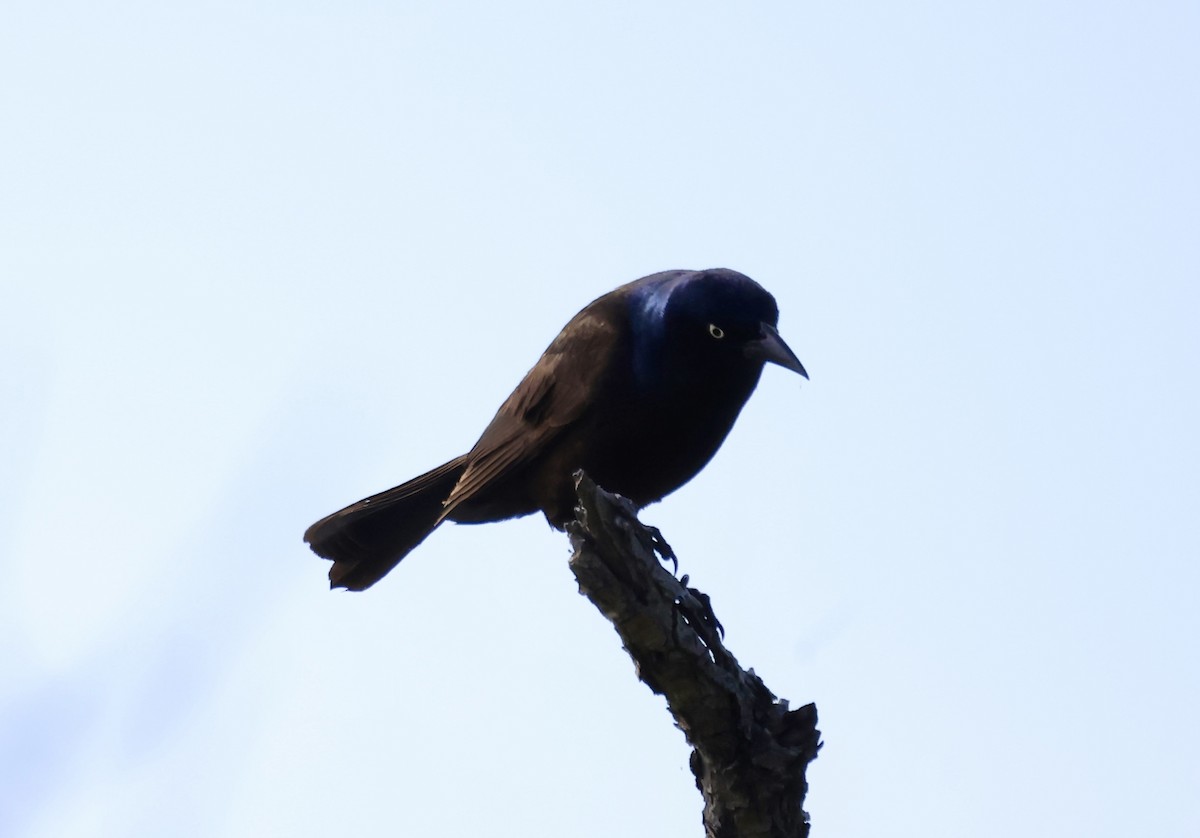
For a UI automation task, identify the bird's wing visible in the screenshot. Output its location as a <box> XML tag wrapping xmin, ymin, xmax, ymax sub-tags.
<box><xmin>438</xmin><ymin>305</ymin><xmax>623</xmax><ymax>522</ymax></box>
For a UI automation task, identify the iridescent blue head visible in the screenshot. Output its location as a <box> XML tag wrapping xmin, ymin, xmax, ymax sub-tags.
<box><xmin>627</xmin><ymin>268</ymin><xmax>807</xmax><ymax>390</ymax></box>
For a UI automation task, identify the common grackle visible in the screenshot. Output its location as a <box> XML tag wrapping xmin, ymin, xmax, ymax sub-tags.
<box><xmin>305</xmin><ymin>268</ymin><xmax>807</xmax><ymax>590</ymax></box>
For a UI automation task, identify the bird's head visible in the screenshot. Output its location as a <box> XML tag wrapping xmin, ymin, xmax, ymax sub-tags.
<box><xmin>629</xmin><ymin>268</ymin><xmax>808</xmax><ymax>388</ymax></box>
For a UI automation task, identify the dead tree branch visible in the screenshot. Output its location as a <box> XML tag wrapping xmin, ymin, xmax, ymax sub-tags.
<box><xmin>566</xmin><ymin>472</ymin><xmax>821</xmax><ymax>838</ymax></box>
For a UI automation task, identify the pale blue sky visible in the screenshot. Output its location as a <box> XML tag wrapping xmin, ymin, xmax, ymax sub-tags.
<box><xmin>2</xmin><ymin>2</ymin><xmax>1198</xmax><ymax>836</ymax></box>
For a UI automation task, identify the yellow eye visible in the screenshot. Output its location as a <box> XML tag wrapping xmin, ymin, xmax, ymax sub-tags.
<box><xmin>708</xmin><ymin>323</ymin><xmax>725</xmax><ymax>339</ymax></box>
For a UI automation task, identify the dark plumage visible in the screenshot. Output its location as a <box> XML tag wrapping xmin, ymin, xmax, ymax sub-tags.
<box><xmin>305</xmin><ymin>268</ymin><xmax>807</xmax><ymax>590</ymax></box>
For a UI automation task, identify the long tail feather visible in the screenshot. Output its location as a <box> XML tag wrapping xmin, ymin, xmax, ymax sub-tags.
<box><xmin>304</xmin><ymin>456</ymin><xmax>468</xmax><ymax>591</ymax></box>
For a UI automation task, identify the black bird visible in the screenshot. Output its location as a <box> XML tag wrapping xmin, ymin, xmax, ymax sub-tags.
<box><xmin>305</xmin><ymin>268</ymin><xmax>807</xmax><ymax>590</ymax></box>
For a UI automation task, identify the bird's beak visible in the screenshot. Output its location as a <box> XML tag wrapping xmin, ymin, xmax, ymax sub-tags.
<box><xmin>746</xmin><ymin>323</ymin><xmax>808</xmax><ymax>379</ymax></box>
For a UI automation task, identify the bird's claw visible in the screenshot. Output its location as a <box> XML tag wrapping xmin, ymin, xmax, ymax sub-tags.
<box><xmin>676</xmin><ymin>578</ymin><xmax>720</xmax><ymax>643</ymax></box>
<box><xmin>642</xmin><ymin>524</ymin><xmax>678</xmax><ymax>574</ymax></box>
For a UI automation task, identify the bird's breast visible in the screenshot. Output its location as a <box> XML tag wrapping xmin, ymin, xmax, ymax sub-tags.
<box><xmin>579</xmin><ymin>377</ymin><xmax>754</xmax><ymax>504</ymax></box>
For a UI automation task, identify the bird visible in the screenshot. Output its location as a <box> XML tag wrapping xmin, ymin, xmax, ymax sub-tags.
<box><xmin>305</xmin><ymin>267</ymin><xmax>807</xmax><ymax>591</ymax></box>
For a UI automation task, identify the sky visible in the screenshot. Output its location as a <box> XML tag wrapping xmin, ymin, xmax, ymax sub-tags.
<box><xmin>2</xmin><ymin>1</ymin><xmax>1198</xmax><ymax>836</ymax></box>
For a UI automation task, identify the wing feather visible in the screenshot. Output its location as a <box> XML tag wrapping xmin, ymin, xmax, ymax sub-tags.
<box><xmin>438</xmin><ymin>306</ymin><xmax>623</xmax><ymax>521</ymax></box>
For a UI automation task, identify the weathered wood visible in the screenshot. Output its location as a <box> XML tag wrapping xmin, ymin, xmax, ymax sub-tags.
<box><xmin>567</xmin><ymin>472</ymin><xmax>821</xmax><ymax>837</ymax></box>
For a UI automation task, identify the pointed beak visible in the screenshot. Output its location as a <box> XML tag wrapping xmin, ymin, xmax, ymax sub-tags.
<box><xmin>746</xmin><ymin>323</ymin><xmax>808</xmax><ymax>379</ymax></box>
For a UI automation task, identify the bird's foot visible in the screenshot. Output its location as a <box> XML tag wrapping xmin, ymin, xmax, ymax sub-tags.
<box><xmin>673</xmin><ymin>573</ymin><xmax>728</xmax><ymax>663</ymax></box>
<box><xmin>641</xmin><ymin>524</ymin><xmax>678</xmax><ymax>574</ymax></box>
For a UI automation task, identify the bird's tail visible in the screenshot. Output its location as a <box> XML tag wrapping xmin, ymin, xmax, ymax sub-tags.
<box><xmin>304</xmin><ymin>455</ymin><xmax>469</xmax><ymax>591</ymax></box>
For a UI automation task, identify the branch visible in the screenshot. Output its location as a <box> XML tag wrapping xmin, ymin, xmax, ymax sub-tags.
<box><xmin>567</xmin><ymin>472</ymin><xmax>821</xmax><ymax>838</ymax></box>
